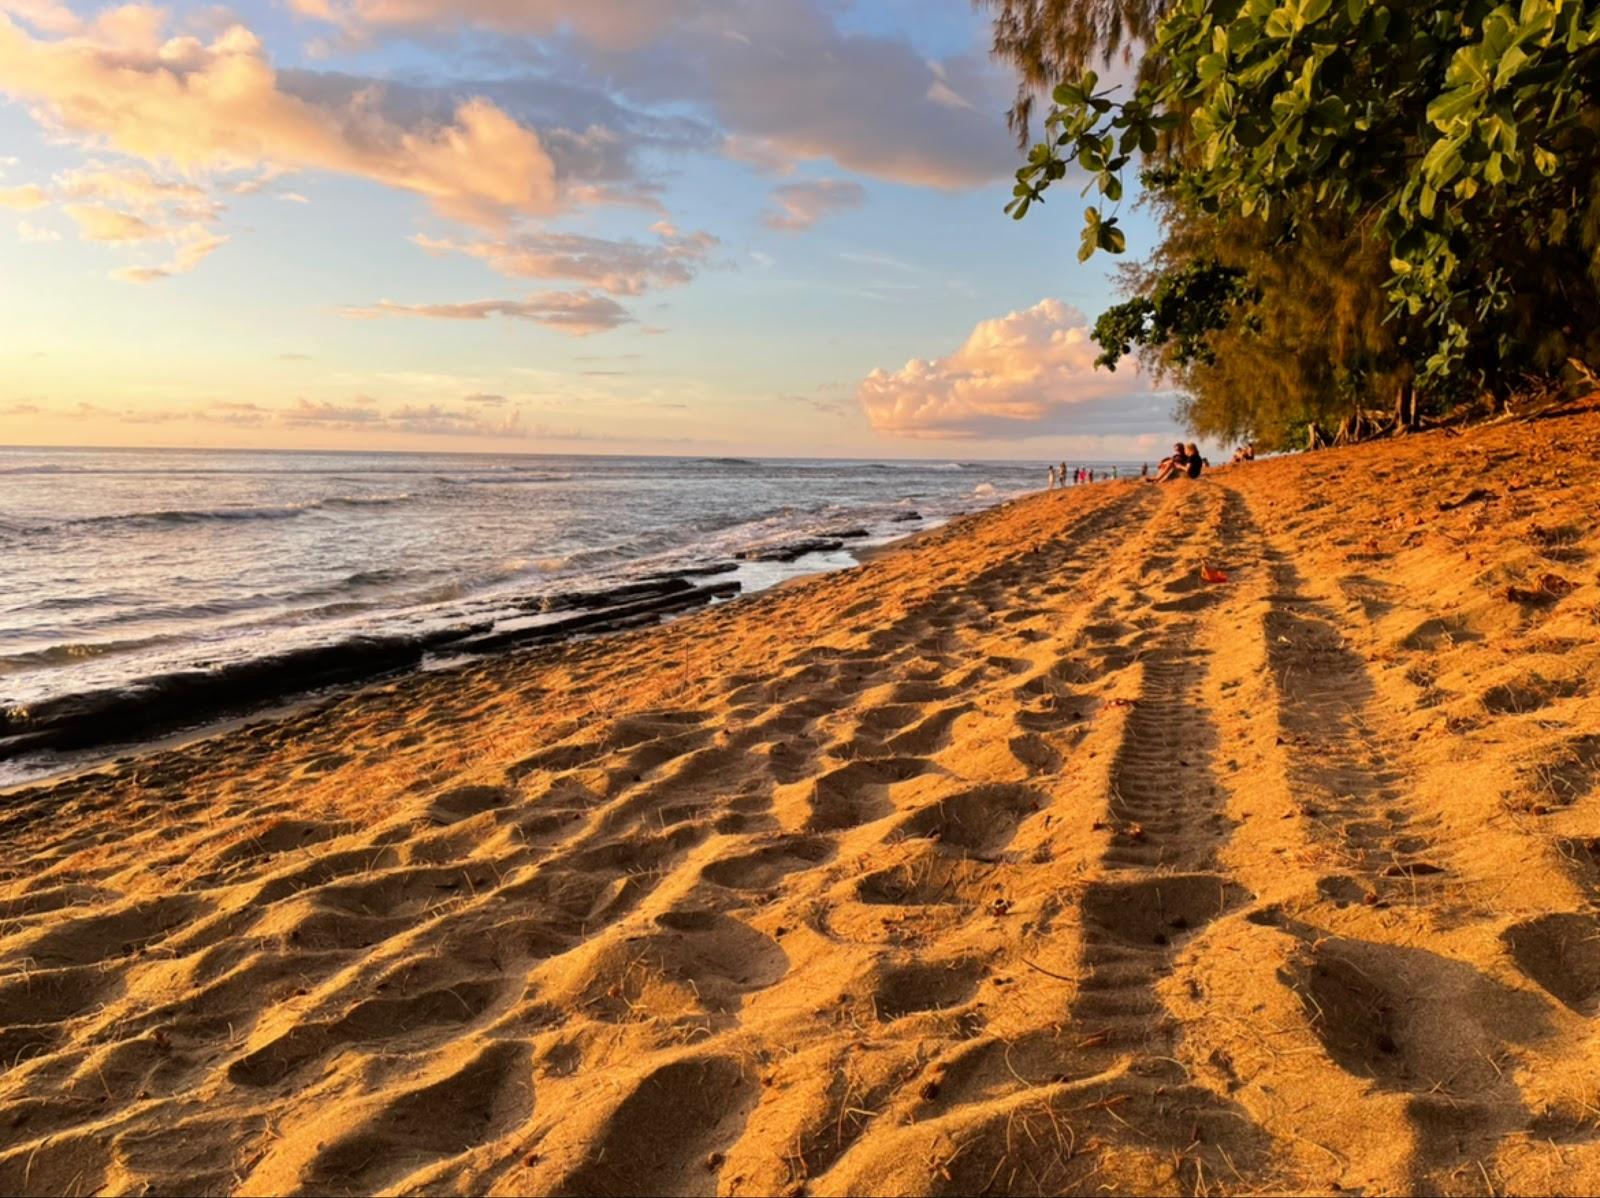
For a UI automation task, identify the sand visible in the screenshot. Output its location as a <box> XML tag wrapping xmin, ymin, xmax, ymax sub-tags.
<box><xmin>3</xmin><ymin>401</ymin><xmax>1599</xmax><ymax>1197</ymax></box>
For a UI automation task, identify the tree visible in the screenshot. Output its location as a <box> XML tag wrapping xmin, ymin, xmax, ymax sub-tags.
<box><xmin>977</xmin><ymin>0</ymin><xmax>1172</xmax><ymax>142</ymax></box>
<box><xmin>1007</xmin><ymin>0</ymin><xmax>1600</xmax><ymax>432</ymax></box>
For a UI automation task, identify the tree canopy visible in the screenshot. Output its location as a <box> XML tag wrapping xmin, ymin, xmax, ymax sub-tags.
<box><xmin>999</xmin><ymin>0</ymin><xmax>1600</xmax><ymax>447</ymax></box>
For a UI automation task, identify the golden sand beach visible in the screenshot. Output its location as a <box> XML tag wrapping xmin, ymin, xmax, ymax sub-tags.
<box><xmin>3</xmin><ymin>403</ymin><xmax>1599</xmax><ymax>1196</ymax></box>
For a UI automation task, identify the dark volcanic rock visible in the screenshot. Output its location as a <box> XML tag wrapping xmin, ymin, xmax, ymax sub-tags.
<box><xmin>890</xmin><ymin>511</ymin><xmax>922</xmax><ymax>523</ymax></box>
<box><xmin>735</xmin><ymin>538</ymin><xmax>845</xmax><ymax>563</ymax></box>
<box><xmin>522</xmin><ymin>577</ymin><xmax>693</xmax><ymax>613</ymax></box>
<box><xmin>641</xmin><ymin>562</ymin><xmax>739</xmax><ymax>581</ymax></box>
<box><xmin>455</xmin><ymin>580</ymin><xmax>741</xmax><ymax>655</ymax></box>
<box><xmin>0</xmin><ymin>623</ymin><xmax>490</xmax><ymax>759</ymax></box>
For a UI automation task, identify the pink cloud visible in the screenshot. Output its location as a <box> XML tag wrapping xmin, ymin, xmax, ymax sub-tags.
<box><xmin>339</xmin><ymin>290</ymin><xmax>633</xmax><ymax>335</ymax></box>
<box><xmin>0</xmin><ymin>13</ymin><xmax>561</xmax><ymax>228</ymax></box>
<box><xmin>857</xmin><ymin>299</ymin><xmax>1152</xmax><ymax>440</ymax></box>
<box><xmin>413</xmin><ymin>222</ymin><xmax>716</xmax><ymax>295</ymax></box>
<box><xmin>761</xmin><ymin>178</ymin><xmax>864</xmax><ymax>232</ymax></box>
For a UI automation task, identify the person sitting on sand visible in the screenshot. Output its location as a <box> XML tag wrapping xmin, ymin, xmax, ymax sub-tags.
<box><xmin>1230</xmin><ymin>442</ymin><xmax>1256</xmax><ymax>464</ymax></box>
<box><xmin>1150</xmin><ymin>443</ymin><xmax>1187</xmax><ymax>482</ymax></box>
<box><xmin>1184</xmin><ymin>442</ymin><xmax>1204</xmax><ymax>479</ymax></box>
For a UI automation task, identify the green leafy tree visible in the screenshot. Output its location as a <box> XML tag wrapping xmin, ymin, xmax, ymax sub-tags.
<box><xmin>1008</xmin><ymin>0</ymin><xmax>1600</xmax><ymax>428</ymax></box>
<box><xmin>976</xmin><ymin>0</ymin><xmax>1172</xmax><ymax>142</ymax></box>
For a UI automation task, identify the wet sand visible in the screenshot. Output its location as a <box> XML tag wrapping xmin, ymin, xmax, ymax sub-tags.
<box><xmin>3</xmin><ymin>401</ymin><xmax>1599</xmax><ymax>1196</ymax></box>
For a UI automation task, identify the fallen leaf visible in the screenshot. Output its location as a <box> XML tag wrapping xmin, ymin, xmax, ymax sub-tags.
<box><xmin>1200</xmin><ymin>561</ymin><xmax>1229</xmax><ymax>584</ymax></box>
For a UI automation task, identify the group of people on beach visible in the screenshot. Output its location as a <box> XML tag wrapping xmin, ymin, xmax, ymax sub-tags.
<box><xmin>1047</xmin><ymin>442</ymin><xmax>1216</xmax><ymax>491</ymax></box>
<box><xmin>1046</xmin><ymin>463</ymin><xmax>1121</xmax><ymax>489</ymax></box>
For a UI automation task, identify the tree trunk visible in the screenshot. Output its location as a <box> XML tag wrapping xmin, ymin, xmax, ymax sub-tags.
<box><xmin>1395</xmin><ymin>379</ymin><xmax>1418</xmax><ymax>433</ymax></box>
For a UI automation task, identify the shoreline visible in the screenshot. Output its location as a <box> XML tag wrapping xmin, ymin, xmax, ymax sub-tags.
<box><xmin>0</xmin><ymin>509</ymin><xmax>979</xmax><ymax>788</ymax></box>
<box><xmin>4</xmin><ymin>406</ymin><xmax>1598</xmax><ymax>1195</ymax></box>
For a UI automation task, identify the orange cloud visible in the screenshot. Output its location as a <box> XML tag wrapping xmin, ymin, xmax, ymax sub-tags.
<box><xmin>301</xmin><ymin>0</ymin><xmax>705</xmax><ymax>50</ymax></box>
<box><xmin>65</xmin><ymin>203</ymin><xmax>163</xmax><ymax>241</ymax></box>
<box><xmin>111</xmin><ymin>229</ymin><xmax>228</xmax><ymax>283</ymax></box>
<box><xmin>857</xmin><ymin>299</ymin><xmax>1149</xmax><ymax>439</ymax></box>
<box><xmin>340</xmin><ymin>290</ymin><xmax>633</xmax><ymax>336</ymax></box>
<box><xmin>411</xmin><ymin>223</ymin><xmax>716</xmax><ymax>295</ymax></box>
<box><xmin>0</xmin><ymin>11</ymin><xmax>560</xmax><ymax>228</ymax></box>
<box><xmin>0</xmin><ymin>182</ymin><xmax>48</xmax><ymax>208</ymax></box>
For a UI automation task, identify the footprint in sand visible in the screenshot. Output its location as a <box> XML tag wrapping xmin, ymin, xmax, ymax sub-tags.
<box><xmin>701</xmin><ymin>835</ymin><xmax>834</xmax><ymax>890</ymax></box>
<box><xmin>1503</xmin><ymin>913</ymin><xmax>1600</xmax><ymax>1013</ymax></box>
<box><xmin>240</xmin><ymin>1040</ymin><xmax>533</xmax><ymax>1195</ymax></box>
<box><xmin>804</xmin><ymin>757</ymin><xmax>936</xmax><ymax>832</ymax></box>
<box><xmin>550</xmin><ymin>1055</ymin><xmax>757</xmax><ymax>1197</ymax></box>
<box><xmin>872</xmin><ymin>956</ymin><xmax>986</xmax><ymax>1021</ymax></box>
<box><xmin>891</xmin><ymin>784</ymin><xmax>1044</xmax><ymax>856</ymax></box>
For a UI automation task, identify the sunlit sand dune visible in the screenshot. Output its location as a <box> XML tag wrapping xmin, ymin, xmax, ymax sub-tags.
<box><xmin>3</xmin><ymin>402</ymin><xmax>1600</xmax><ymax>1196</ymax></box>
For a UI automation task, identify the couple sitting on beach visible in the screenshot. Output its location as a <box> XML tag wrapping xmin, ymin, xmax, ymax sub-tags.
<box><xmin>1152</xmin><ymin>442</ymin><xmax>1203</xmax><ymax>483</ymax></box>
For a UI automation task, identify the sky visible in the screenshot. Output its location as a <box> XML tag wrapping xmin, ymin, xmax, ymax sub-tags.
<box><xmin>0</xmin><ymin>0</ymin><xmax>1189</xmax><ymax>461</ymax></box>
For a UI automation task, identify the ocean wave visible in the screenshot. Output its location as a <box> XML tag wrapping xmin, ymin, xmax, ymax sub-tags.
<box><xmin>971</xmin><ymin>482</ymin><xmax>997</xmax><ymax>497</ymax></box>
<box><xmin>319</xmin><ymin>493</ymin><xmax>414</xmax><ymax>508</ymax></box>
<box><xmin>48</xmin><ymin>492</ymin><xmax>418</xmax><ymax>532</ymax></box>
<box><xmin>65</xmin><ymin>504</ymin><xmax>312</xmax><ymax>529</ymax></box>
<box><xmin>0</xmin><ymin>634</ymin><xmax>171</xmax><ymax>674</ymax></box>
<box><xmin>437</xmin><ymin>472</ymin><xmax>570</xmax><ymax>485</ymax></box>
<box><xmin>0</xmin><ymin>463</ymin><xmax>82</xmax><ymax>475</ymax></box>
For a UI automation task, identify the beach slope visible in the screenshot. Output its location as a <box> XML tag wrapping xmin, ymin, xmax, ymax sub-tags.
<box><xmin>3</xmin><ymin>402</ymin><xmax>1600</xmax><ymax>1196</ymax></box>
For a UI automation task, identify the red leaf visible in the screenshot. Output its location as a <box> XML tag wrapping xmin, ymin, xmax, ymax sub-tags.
<box><xmin>1200</xmin><ymin>561</ymin><xmax>1229</xmax><ymax>584</ymax></box>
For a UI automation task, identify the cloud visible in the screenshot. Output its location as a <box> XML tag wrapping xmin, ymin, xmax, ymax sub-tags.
<box><xmin>412</xmin><ymin>221</ymin><xmax>716</xmax><ymax>294</ymax></box>
<box><xmin>300</xmin><ymin>0</ymin><xmax>710</xmax><ymax>50</ymax></box>
<box><xmin>0</xmin><ymin>182</ymin><xmax>48</xmax><ymax>209</ymax></box>
<box><xmin>857</xmin><ymin>299</ymin><xmax>1152</xmax><ymax>440</ymax></box>
<box><xmin>16</xmin><ymin>219</ymin><xmax>59</xmax><ymax>241</ymax></box>
<box><xmin>111</xmin><ymin>229</ymin><xmax>228</xmax><ymax>282</ymax></box>
<box><xmin>281</xmin><ymin>397</ymin><xmax>385</xmax><ymax>425</ymax></box>
<box><xmin>291</xmin><ymin>0</ymin><xmax>1015</xmax><ymax>189</ymax></box>
<box><xmin>0</xmin><ymin>0</ymin><xmax>79</xmax><ymax>35</ymax></box>
<box><xmin>588</xmin><ymin>0</ymin><xmax>1015</xmax><ymax>188</ymax></box>
<box><xmin>196</xmin><ymin>400</ymin><xmax>270</xmax><ymax>425</ymax></box>
<box><xmin>57</xmin><ymin>165</ymin><xmax>218</xmax><ymax>220</ymax></box>
<box><xmin>761</xmin><ymin>179</ymin><xmax>864</xmax><ymax>232</ymax></box>
<box><xmin>278</xmin><ymin>395</ymin><xmax>528</xmax><ymax>436</ymax></box>
<box><xmin>340</xmin><ymin>289</ymin><xmax>632</xmax><ymax>335</ymax></box>
<box><xmin>65</xmin><ymin>204</ymin><xmax>163</xmax><ymax>241</ymax></box>
<box><xmin>0</xmin><ymin>13</ymin><xmax>562</xmax><ymax>229</ymax></box>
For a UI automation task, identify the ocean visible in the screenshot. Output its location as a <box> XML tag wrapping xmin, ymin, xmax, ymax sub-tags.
<box><xmin>0</xmin><ymin>446</ymin><xmax>1136</xmax><ymax>781</ymax></box>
